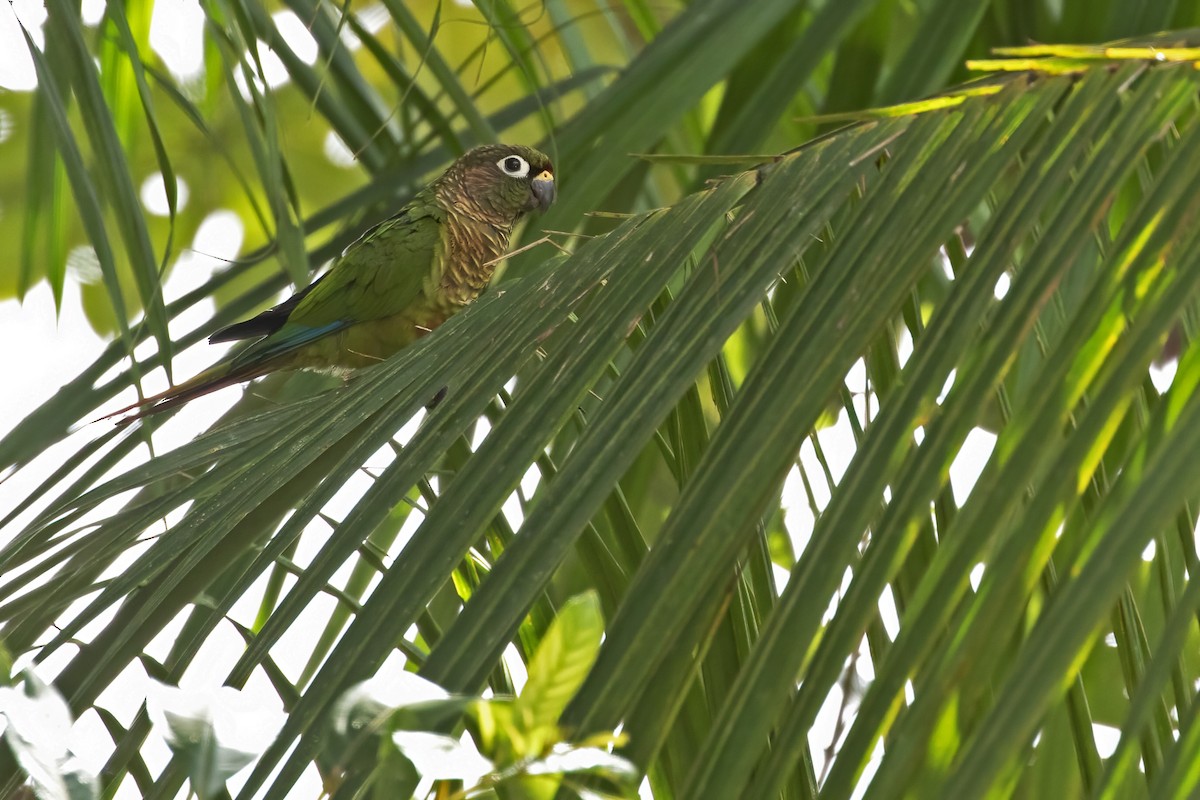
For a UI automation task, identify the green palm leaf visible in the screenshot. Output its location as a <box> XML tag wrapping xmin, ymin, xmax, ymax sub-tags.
<box><xmin>3</xmin><ymin>3</ymin><xmax>1200</xmax><ymax>799</ymax></box>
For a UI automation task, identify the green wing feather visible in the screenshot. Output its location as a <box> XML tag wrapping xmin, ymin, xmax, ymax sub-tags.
<box><xmin>290</xmin><ymin>202</ymin><xmax>444</xmax><ymax>327</ymax></box>
<box><xmin>103</xmin><ymin>202</ymin><xmax>447</xmax><ymax>422</ymax></box>
<box><xmin>231</xmin><ymin>202</ymin><xmax>446</xmax><ymax>370</ymax></box>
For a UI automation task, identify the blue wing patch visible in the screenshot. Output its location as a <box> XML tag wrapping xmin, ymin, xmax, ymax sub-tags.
<box><xmin>230</xmin><ymin>320</ymin><xmax>349</xmax><ymax>369</ymax></box>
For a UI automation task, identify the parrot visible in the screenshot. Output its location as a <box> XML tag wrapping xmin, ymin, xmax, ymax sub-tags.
<box><xmin>107</xmin><ymin>144</ymin><xmax>555</xmax><ymax>421</ymax></box>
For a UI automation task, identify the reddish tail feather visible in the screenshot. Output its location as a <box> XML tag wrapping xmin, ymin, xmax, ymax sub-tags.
<box><xmin>99</xmin><ymin>361</ymin><xmax>275</xmax><ymax>424</ymax></box>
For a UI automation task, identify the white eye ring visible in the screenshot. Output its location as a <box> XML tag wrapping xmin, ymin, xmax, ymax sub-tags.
<box><xmin>497</xmin><ymin>154</ymin><xmax>530</xmax><ymax>178</ymax></box>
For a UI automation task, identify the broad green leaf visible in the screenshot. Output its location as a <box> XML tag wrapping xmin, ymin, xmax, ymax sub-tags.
<box><xmin>389</xmin><ymin>730</ymin><xmax>493</xmax><ymax>786</ymax></box>
<box><xmin>513</xmin><ymin>592</ymin><xmax>604</xmax><ymax>745</ymax></box>
<box><xmin>146</xmin><ymin>683</ymin><xmax>284</xmax><ymax>800</ymax></box>
<box><xmin>0</xmin><ymin>673</ymin><xmax>97</xmax><ymax>800</ymax></box>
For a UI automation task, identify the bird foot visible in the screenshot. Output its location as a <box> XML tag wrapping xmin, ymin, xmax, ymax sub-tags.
<box><xmin>426</xmin><ymin>386</ymin><xmax>448</xmax><ymax>409</ymax></box>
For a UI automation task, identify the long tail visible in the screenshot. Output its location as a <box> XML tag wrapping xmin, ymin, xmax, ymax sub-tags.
<box><xmin>101</xmin><ymin>317</ymin><xmax>345</xmax><ymax>423</ymax></box>
<box><xmin>99</xmin><ymin>361</ymin><xmax>275</xmax><ymax>424</ymax></box>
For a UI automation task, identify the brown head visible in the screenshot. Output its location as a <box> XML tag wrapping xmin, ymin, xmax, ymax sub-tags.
<box><xmin>434</xmin><ymin>144</ymin><xmax>556</xmax><ymax>227</ymax></box>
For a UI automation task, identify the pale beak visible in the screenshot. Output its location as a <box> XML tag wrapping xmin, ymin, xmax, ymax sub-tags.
<box><xmin>530</xmin><ymin>169</ymin><xmax>555</xmax><ymax>212</ymax></box>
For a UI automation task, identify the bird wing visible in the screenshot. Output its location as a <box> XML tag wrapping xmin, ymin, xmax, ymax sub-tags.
<box><xmin>229</xmin><ymin>203</ymin><xmax>445</xmax><ymax>369</ymax></box>
<box><xmin>207</xmin><ymin>273</ymin><xmax>329</xmax><ymax>343</ymax></box>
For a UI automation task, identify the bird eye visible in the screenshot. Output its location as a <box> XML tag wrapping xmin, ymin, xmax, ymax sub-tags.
<box><xmin>497</xmin><ymin>155</ymin><xmax>530</xmax><ymax>177</ymax></box>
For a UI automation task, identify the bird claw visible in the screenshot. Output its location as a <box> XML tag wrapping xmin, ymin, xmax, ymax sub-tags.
<box><xmin>426</xmin><ymin>386</ymin><xmax>448</xmax><ymax>409</ymax></box>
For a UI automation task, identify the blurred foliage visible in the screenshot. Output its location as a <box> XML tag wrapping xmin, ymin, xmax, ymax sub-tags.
<box><xmin>3</xmin><ymin>1</ymin><xmax>1200</xmax><ymax>799</ymax></box>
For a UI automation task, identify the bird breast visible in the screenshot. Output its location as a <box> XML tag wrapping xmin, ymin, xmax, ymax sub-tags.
<box><xmin>440</xmin><ymin>215</ymin><xmax>512</xmax><ymax>306</ymax></box>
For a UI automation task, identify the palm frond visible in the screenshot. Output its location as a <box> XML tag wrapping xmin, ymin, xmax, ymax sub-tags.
<box><xmin>4</xmin><ymin>3</ymin><xmax>1200</xmax><ymax>799</ymax></box>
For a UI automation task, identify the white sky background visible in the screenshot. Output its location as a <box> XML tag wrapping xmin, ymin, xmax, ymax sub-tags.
<box><xmin>0</xmin><ymin>0</ymin><xmax>1158</xmax><ymax>796</ymax></box>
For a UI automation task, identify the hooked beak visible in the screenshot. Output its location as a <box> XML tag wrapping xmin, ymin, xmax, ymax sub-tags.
<box><xmin>530</xmin><ymin>169</ymin><xmax>555</xmax><ymax>212</ymax></box>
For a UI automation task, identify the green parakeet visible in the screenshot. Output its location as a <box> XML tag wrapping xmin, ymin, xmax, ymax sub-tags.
<box><xmin>109</xmin><ymin>144</ymin><xmax>555</xmax><ymax>420</ymax></box>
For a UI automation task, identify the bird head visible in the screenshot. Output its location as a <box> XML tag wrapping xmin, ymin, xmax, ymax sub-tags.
<box><xmin>442</xmin><ymin>144</ymin><xmax>556</xmax><ymax>224</ymax></box>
